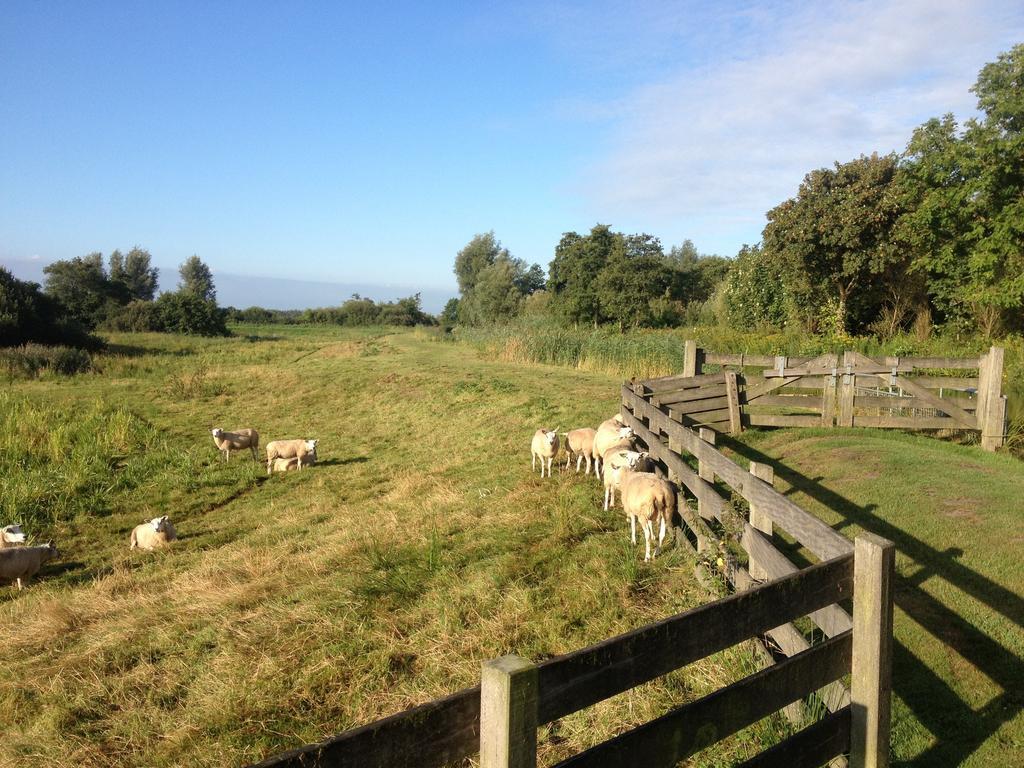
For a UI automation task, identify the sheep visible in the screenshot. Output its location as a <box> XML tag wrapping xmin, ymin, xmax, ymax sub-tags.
<box><xmin>130</xmin><ymin>516</ymin><xmax>178</xmax><ymax>551</ymax></box>
<box><xmin>619</xmin><ymin>470</ymin><xmax>677</xmax><ymax>561</ymax></box>
<box><xmin>601</xmin><ymin>449</ymin><xmax>650</xmax><ymax>510</ymax></box>
<box><xmin>561</xmin><ymin>428</ymin><xmax>597</xmax><ymax>475</ymax></box>
<box><xmin>530</xmin><ymin>429</ymin><xmax>560</xmax><ymax>478</ymax></box>
<box><xmin>211</xmin><ymin>427</ymin><xmax>260</xmax><ymax>462</ymax></box>
<box><xmin>1</xmin><ymin>524</ymin><xmax>27</xmax><ymax>548</ymax></box>
<box><xmin>592</xmin><ymin>420</ymin><xmax>635</xmax><ymax>478</ymax></box>
<box><xmin>271</xmin><ymin>457</ymin><xmax>301</xmax><ymax>473</ymax></box>
<box><xmin>0</xmin><ymin>541</ymin><xmax>58</xmax><ymax>590</ymax></box>
<box><xmin>265</xmin><ymin>439</ymin><xmax>319</xmax><ymax>474</ymax></box>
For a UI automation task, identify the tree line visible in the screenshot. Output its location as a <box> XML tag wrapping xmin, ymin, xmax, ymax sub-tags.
<box><xmin>450</xmin><ymin>44</ymin><xmax>1024</xmax><ymax>340</ymax></box>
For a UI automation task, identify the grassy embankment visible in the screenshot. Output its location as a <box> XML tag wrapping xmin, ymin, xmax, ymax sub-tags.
<box><xmin>1</xmin><ymin>325</ymin><xmax>775</xmax><ymax>767</ymax></box>
<box><xmin>1</xmin><ymin>324</ymin><xmax>1021</xmax><ymax>766</ymax></box>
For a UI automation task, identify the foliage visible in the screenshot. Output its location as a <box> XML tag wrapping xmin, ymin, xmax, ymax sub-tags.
<box><xmin>178</xmin><ymin>255</ymin><xmax>216</xmax><ymax>301</ymax></box>
<box><xmin>302</xmin><ymin>293</ymin><xmax>434</xmax><ymax>327</ymax></box>
<box><xmin>0</xmin><ymin>267</ymin><xmax>103</xmax><ymax>350</ymax></box>
<box><xmin>0</xmin><ymin>344</ymin><xmax>93</xmax><ymax>379</ymax></box>
<box><xmin>547</xmin><ymin>224</ymin><xmax>620</xmax><ymax>326</ymax></box>
<box><xmin>43</xmin><ymin>252</ymin><xmax>130</xmax><ymax>330</ymax></box>
<box><xmin>440</xmin><ymin>297</ymin><xmax>460</xmax><ymax>325</ymax></box>
<box><xmin>595</xmin><ymin>252</ymin><xmax>676</xmax><ymax>330</ymax></box>
<box><xmin>763</xmin><ymin>153</ymin><xmax>912</xmax><ymax>334</ymax></box>
<box><xmin>109</xmin><ymin>247</ymin><xmax>159</xmax><ymax>301</ymax></box>
<box><xmin>721</xmin><ymin>244</ymin><xmax>794</xmax><ymax>330</ymax></box>
<box><xmin>226</xmin><ymin>306</ymin><xmax>304</xmax><ymax>324</ymax></box>
<box><xmin>154</xmin><ymin>291</ymin><xmax>231</xmax><ymax>336</ymax></box>
<box><xmin>454</xmin><ymin>232</ymin><xmax>544</xmax><ymax>325</ymax></box>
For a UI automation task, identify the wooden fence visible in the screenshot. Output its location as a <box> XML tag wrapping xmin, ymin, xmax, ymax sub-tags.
<box><xmin>250</xmin><ymin>538</ymin><xmax>892</xmax><ymax>768</ymax></box>
<box><xmin>644</xmin><ymin>341</ymin><xmax>1008</xmax><ymax>451</ymax></box>
<box><xmin>249</xmin><ymin>383</ymin><xmax>897</xmax><ymax>768</ymax></box>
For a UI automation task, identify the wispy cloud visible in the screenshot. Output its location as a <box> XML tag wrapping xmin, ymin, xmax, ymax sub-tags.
<box><xmin>570</xmin><ymin>0</ymin><xmax>1024</xmax><ymax>246</ymax></box>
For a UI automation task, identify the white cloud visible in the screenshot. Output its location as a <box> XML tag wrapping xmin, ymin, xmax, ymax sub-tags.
<box><xmin>577</xmin><ymin>0</ymin><xmax>1024</xmax><ymax>247</ymax></box>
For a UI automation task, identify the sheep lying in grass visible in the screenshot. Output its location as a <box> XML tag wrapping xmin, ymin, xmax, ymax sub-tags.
<box><xmin>130</xmin><ymin>516</ymin><xmax>178</xmax><ymax>551</ymax></box>
<box><xmin>531</xmin><ymin>429</ymin><xmax>560</xmax><ymax>478</ymax></box>
<box><xmin>1</xmin><ymin>524</ymin><xmax>27</xmax><ymax>548</ymax></box>
<box><xmin>212</xmin><ymin>427</ymin><xmax>260</xmax><ymax>462</ymax></box>
<box><xmin>266</xmin><ymin>439</ymin><xmax>319</xmax><ymax>474</ymax></box>
<box><xmin>562</xmin><ymin>428</ymin><xmax>597</xmax><ymax>475</ymax></box>
<box><xmin>0</xmin><ymin>541</ymin><xmax>58</xmax><ymax>590</ymax></box>
<box><xmin>619</xmin><ymin>470</ymin><xmax>677</xmax><ymax>561</ymax></box>
<box><xmin>271</xmin><ymin>457</ymin><xmax>301</xmax><ymax>473</ymax></box>
<box><xmin>592</xmin><ymin>420</ymin><xmax>635</xmax><ymax>478</ymax></box>
<box><xmin>601</xmin><ymin>449</ymin><xmax>652</xmax><ymax>510</ymax></box>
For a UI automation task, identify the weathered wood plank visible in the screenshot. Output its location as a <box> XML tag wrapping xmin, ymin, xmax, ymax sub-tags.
<box><xmin>551</xmin><ymin>633</ymin><xmax>853</xmax><ymax>768</ymax></box>
<box><xmin>764</xmin><ymin>621</ymin><xmax>851</xmax><ymax>714</ymax></box>
<box><xmin>851</xmin><ymin>535</ymin><xmax>895</xmax><ymax>768</ymax></box>
<box><xmin>877</xmin><ymin>374</ymin><xmax>976</xmax><ymax>428</ymax></box>
<box><xmin>979</xmin><ymin>346</ymin><xmax>1006</xmax><ymax>451</ymax></box>
<box><xmin>747</xmin><ymin>464</ymin><xmax>773</xmax><ymax>582</ymax></box>
<box><xmin>735</xmin><ymin>708</ymin><xmax>851</xmax><ymax>768</ymax></box>
<box><xmin>742</xmin><ymin>525</ymin><xmax>853</xmax><ymax>639</ymax></box>
<box><xmin>639</xmin><ymin>371</ymin><xmax>726</xmax><ymax>391</ymax></box>
<box><xmin>883</xmin><ymin>355</ymin><xmax>981</xmax><ymax>370</ymax></box>
<box><xmin>624</xmin><ymin>387</ymin><xmax>853</xmax><ymax>561</ymax></box>
<box><xmin>851</xmin><ymin>415</ymin><xmax>966</xmax><ymax>430</ymax></box>
<box><xmin>248</xmin><ymin>685</ymin><xmax>481</xmax><ymax>768</ymax></box>
<box><xmin>651</xmin><ymin>384</ymin><xmax>728</xmax><ymax>407</ymax></box>
<box><xmin>481</xmin><ymin>656</ymin><xmax>537</xmax><ymax>768</ymax></box>
<box><xmin>705</xmin><ymin>353</ymin><xmax>814</xmax><ymax>367</ymax></box>
<box><xmin>665</xmin><ymin>394</ymin><xmax>731</xmax><ymax>414</ymax></box>
<box><xmin>725</xmin><ymin>371</ymin><xmax>742</xmax><ymax>435</ymax></box>
<box><xmin>907</xmin><ymin>376</ymin><xmax>979</xmax><ymax>389</ymax></box>
<box><xmin>854</xmin><ymin>394</ymin><xmax>976</xmax><ymax>410</ymax></box>
<box><xmin>670</xmin><ymin>406</ymin><xmax>733</xmax><ymax>424</ymax></box>
<box><xmin>743</xmin><ymin>375</ymin><xmax>804</xmax><ymax>401</ymax></box>
<box><xmin>535</xmin><ymin>554</ymin><xmax>853</xmax><ymax>724</ymax></box>
<box><xmin>765</xmin><ymin>365</ymin><xmax>913</xmax><ymax>378</ymax></box>
<box><xmin>747</xmin><ymin>414</ymin><xmax>824</xmax><ymax>428</ymax></box>
<box><xmin>748</xmin><ymin>394</ymin><xmax>824</xmax><ymax>409</ymax></box>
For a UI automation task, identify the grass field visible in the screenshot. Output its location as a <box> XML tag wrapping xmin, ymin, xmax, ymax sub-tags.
<box><xmin>1</xmin><ymin>325</ymin><xmax>1021</xmax><ymax>766</ymax></box>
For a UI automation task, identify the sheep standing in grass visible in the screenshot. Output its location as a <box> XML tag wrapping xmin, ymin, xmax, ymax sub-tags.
<box><xmin>619</xmin><ymin>470</ymin><xmax>677</xmax><ymax>561</ymax></box>
<box><xmin>1</xmin><ymin>524</ymin><xmax>27</xmax><ymax>548</ymax></box>
<box><xmin>601</xmin><ymin>449</ymin><xmax>650</xmax><ymax>510</ymax></box>
<box><xmin>531</xmin><ymin>429</ymin><xmax>560</xmax><ymax>478</ymax></box>
<box><xmin>562</xmin><ymin>428</ymin><xmax>597</xmax><ymax>475</ymax></box>
<box><xmin>265</xmin><ymin>439</ymin><xmax>319</xmax><ymax>475</ymax></box>
<box><xmin>212</xmin><ymin>428</ymin><xmax>260</xmax><ymax>462</ymax></box>
<box><xmin>130</xmin><ymin>516</ymin><xmax>178</xmax><ymax>551</ymax></box>
<box><xmin>0</xmin><ymin>541</ymin><xmax>58</xmax><ymax>589</ymax></box>
<box><xmin>592</xmin><ymin>420</ymin><xmax>635</xmax><ymax>479</ymax></box>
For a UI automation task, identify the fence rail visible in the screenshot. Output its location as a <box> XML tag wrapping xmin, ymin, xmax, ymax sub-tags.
<box><xmin>672</xmin><ymin>341</ymin><xmax>1007</xmax><ymax>450</ymax></box>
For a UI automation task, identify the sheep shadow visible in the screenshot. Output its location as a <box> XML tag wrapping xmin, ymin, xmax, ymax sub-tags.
<box><xmin>317</xmin><ymin>456</ymin><xmax>369</xmax><ymax>467</ymax></box>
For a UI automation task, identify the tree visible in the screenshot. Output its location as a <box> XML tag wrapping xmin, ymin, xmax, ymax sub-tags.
<box><xmin>899</xmin><ymin>44</ymin><xmax>1024</xmax><ymax>335</ymax></box>
<box><xmin>721</xmin><ymin>244</ymin><xmax>794</xmax><ymax>329</ymax></box>
<box><xmin>454</xmin><ymin>232</ymin><xmax>507</xmax><ymax>295</ymax></box>
<box><xmin>178</xmin><ymin>255</ymin><xmax>216</xmax><ymax>301</ymax></box>
<box><xmin>595</xmin><ymin>253</ymin><xmax>674</xmax><ymax>330</ymax></box>
<box><xmin>154</xmin><ymin>291</ymin><xmax>229</xmax><ymax>336</ymax></box>
<box><xmin>440</xmin><ymin>298</ymin><xmax>460</xmax><ymax>325</ymax></box>
<box><xmin>460</xmin><ymin>257</ymin><xmax>525</xmax><ymax>324</ymax></box>
<box><xmin>547</xmin><ymin>225</ymin><xmax>622</xmax><ymax>326</ymax></box>
<box><xmin>43</xmin><ymin>253</ymin><xmax>129</xmax><ymax>329</ymax></box>
<box><xmin>763</xmin><ymin>153</ymin><xmax>910</xmax><ymax>334</ymax></box>
<box><xmin>0</xmin><ymin>268</ymin><xmax>101</xmax><ymax>348</ymax></box>
<box><xmin>110</xmin><ymin>247</ymin><xmax>158</xmax><ymax>301</ymax></box>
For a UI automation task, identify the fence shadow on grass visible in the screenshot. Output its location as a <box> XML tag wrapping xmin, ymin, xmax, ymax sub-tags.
<box><xmin>720</xmin><ymin>436</ymin><xmax>1024</xmax><ymax>767</ymax></box>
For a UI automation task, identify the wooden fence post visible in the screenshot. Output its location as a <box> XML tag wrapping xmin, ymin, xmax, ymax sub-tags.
<box><xmin>481</xmin><ymin>655</ymin><xmax>538</xmax><ymax>768</ymax></box>
<box><xmin>747</xmin><ymin>462</ymin><xmax>774</xmax><ymax>581</ymax></box>
<box><xmin>821</xmin><ymin>353</ymin><xmax>839</xmax><ymax>427</ymax></box>
<box><xmin>683</xmin><ymin>340</ymin><xmax>703</xmax><ymax>378</ymax></box>
<box><xmin>838</xmin><ymin>351</ymin><xmax>855</xmax><ymax>428</ymax></box>
<box><xmin>978</xmin><ymin>346</ymin><xmax>1006</xmax><ymax>451</ymax></box>
<box><xmin>724</xmin><ymin>371</ymin><xmax>742</xmax><ymax>435</ymax></box>
<box><xmin>697</xmin><ymin>427</ymin><xmax>716</xmax><ymax>522</ymax></box>
<box><xmin>850</xmin><ymin>534</ymin><xmax>895</xmax><ymax>768</ymax></box>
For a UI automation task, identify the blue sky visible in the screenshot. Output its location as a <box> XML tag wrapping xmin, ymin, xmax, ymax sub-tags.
<box><xmin>2</xmin><ymin>1</ymin><xmax>1023</xmax><ymax>311</ymax></box>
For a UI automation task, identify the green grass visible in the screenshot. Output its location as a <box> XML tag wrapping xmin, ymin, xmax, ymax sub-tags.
<box><xmin>1</xmin><ymin>325</ymin><xmax>1021</xmax><ymax>766</ymax></box>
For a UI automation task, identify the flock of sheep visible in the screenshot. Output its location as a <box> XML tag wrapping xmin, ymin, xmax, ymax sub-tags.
<box><xmin>0</xmin><ymin>427</ymin><xmax>319</xmax><ymax>591</ymax></box>
<box><xmin>531</xmin><ymin>414</ymin><xmax>677</xmax><ymax>561</ymax></box>
<box><xmin>2</xmin><ymin>411</ymin><xmax>672</xmax><ymax>591</ymax></box>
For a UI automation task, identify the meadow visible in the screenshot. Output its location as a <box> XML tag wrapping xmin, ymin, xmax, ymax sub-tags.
<box><xmin>1</xmin><ymin>325</ymin><xmax>1021</xmax><ymax>766</ymax></box>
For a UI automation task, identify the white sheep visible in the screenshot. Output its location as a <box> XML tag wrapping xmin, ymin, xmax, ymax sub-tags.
<box><xmin>601</xmin><ymin>449</ymin><xmax>650</xmax><ymax>510</ymax></box>
<box><xmin>619</xmin><ymin>470</ymin><xmax>677</xmax><ymax>561</ymax></box>
<box><xmin>0</xmin><ymin>541</ymin><xmax>58</xmax><ymax>590</ymax></box>
<box><xmin>1</xmin><ymin>524</ymin><xmax>27</xmax><ymax>548</ymax></box>
<box><xmin>265</xmin><ymin>439</ymin><xmax>319</xmax><ymax>475</ymax></box>
<box><xmin>592</xmin><ymin>420</ymin><xmax>635</xmax><ymax>478</ymax></box>
<box><xmin>531</xmin><ymin>429</ymin><xmax>560</xmax><ymax>478</ymax></box>
<box><xmin>271</xmin><ymin>457</ymin><xmax>301</xmax><ymax>473</ymax></box>
<box><xmin>211</xmin><ymin>427</ymin><xmax>260</xmax><ymax>462</ymax></box>
<box><xmin>130</xmin><ymin>516</ymin><xmax>178</xmax><ymax>551</ymax></box>
<box><xmin>562</xmin><ymin>428</ymin><xmax>597</xmax><ymax>475</ymax></box>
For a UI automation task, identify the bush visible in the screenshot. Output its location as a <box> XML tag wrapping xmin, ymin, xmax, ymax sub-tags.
<box><xmin>0</xmin><ymin>344</ymin><xmax>93</xmax><ymax>378</ymax></box>
<box><xmin>102</xmin><ymin>299</ymin><xmax>162</xmax><ymax>332</ymax></box>
<box><xmin>0</xmin><ymin>267</ymin><xmax>104</xmax><ymax>350</ymax></box>
<box><xmin>154</xmin><ymin>292</ymin><xmax>230</xmax><ymax>337</ymax></box>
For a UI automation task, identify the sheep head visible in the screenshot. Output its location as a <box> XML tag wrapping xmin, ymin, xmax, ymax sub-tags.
<box><xmin>212</xmin><ymin>428</ymin><xmax>224</xmax><ymax>438</ymax></box>
<box><xmin>150</xmin><ymin>516</ymin><xmax>170</xmax><ymax>532</ymax></box>
<box><xmin>1</xmin><ymin>524</ymin><xmax>26</xmax><ymax>544</ymax></box>
<box><xmin>616</xmin><ymin>426</ymin><xmax>634</xmax><ymax>441</ymax></box>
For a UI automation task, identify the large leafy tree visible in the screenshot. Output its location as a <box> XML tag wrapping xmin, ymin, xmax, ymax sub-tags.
<box><xmin>763</xmin><ymin>153</ymin><xmax>911</xmax><ymax>334</ymax></box>
<box><xmin>899</xmin><ymin>44</ymin><xmax>1024</xmax><ymax>335</ymax></box>
<box><xmin>178</xmin><ymin>255</ymin><xmax>216</xmax><ymax>301</ymax></box>
<box><xmin>43</xmin><ymin>253</ymin><xmax>129</xmax><ymax>329</ymax></box>
<box><xmin>547</xmin><ymin>224</ymin><xmax>622</xmax><ymax>327</ymax></box>
<box><xmin>109</xmin><ymin>247</ymin><xmax>159</xmax><ymax>301</ymax></box>
<box><xmin>0</xmin><ymin>268</ymin><xmax>100</xmax><ymax>348</ymax></box>
<box><xmin>453</xmin><ymin>232</ymin><xmax>543</xmax><ymax>325</ymax></box>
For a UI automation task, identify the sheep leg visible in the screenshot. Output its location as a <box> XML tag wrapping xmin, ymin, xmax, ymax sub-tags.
<box><xmin>643</xmin><ymin>522</ymin><xmax>653</xmax><ymax>561</ymax></box>
<box><xmin>16</xmin><ymin>577</ymin><xmax>23</xmax><ymax>590</ymax></box>
<box><xmin>546</xmin><ymin>457</ymin><xmax>553</xmax><ymax>478</ymax></box>
<box><xmin>604</xmin><ymin>486</ymin><xmax>610</xmax><ymax>511</ymax></box>
<box><xmin>610</xmin><ymin>486</ymin><xmax>616</xmax><ymax>508</ymax></box>
<box><xmin>532</xmin><ymin>452</ymin><xmax>536</xmax><ymax>472</ymax></box>
<box><xmin>629</xmin><ymin>514</ymin><xmax>636</xmax><ymax>544</ymax></box>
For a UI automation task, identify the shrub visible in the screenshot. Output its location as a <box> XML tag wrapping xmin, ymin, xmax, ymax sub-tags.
<box><xmin>154</xmin><ymin>292</ymin><xmax>230</xmax><ymax>337</ymax></box>
<box><xmin>0</xmin><ymin>344</ymin><xmax>93</xmax><ymax>378</ymax></box>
